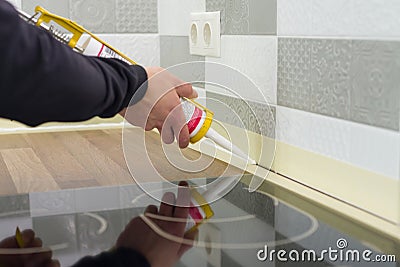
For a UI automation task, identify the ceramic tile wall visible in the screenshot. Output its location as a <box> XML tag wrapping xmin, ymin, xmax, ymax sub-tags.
<box><xmin>22</xmin><ymin>0</ymin><xmax>158</xmax><ymax>33</ymax></box>
<box><xmin>275</xmin><ymin>2</ymin><xmax>400</xmax><ymax>182</ymax></box>
<box><xmin>19</xmin><ymin>0</ymin><xmax>160</xmax><ymax>67</ymax></box>
<box><xmin>163</xmin><ymin>1</ymin><xmax>399</xmax><ymax>182</ymax></box>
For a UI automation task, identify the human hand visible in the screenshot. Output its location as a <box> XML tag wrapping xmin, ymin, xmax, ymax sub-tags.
<box><xmin>116</xmin><ymin>182</ymin><xmax>197</xmax><ymax>267</ymax></box>
<box><xmin>120</xmin><ymin>66</ymin><xmax>198</xmax><ymax>148</ymax></box>
<box><xmin>0</xmin><ymin>229</ymin><xmax>60</xmax><ymax>267</ymax></box>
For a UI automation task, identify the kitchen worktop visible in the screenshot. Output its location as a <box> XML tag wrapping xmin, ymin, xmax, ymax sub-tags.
<box><xmin>0</xmin><ymin>175</ymin><xmax>398</xmax><ymax>266</ymax></box>
<box><xmin>0</xmin><ymin>128</ymin><xmax>398</xmax><ymax>266</ymax></box>
<box><xmin>0</xmin><ymin>128</ymin><xmax>242</xmax><ymax>194</ymax></box>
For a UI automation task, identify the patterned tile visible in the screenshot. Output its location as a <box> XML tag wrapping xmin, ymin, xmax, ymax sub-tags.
<box><xmin>206</xmin><ymin>91</ymin><xmax>276</xmax><ymax>138</ymax></box>
<box><xmin>116</xmin><ymin>0</ymin><xmax>158</xmax><ymax>33</ymax></box>
<box><xmin>206</xmin><ymin>0</ymin><xmax>226</xmax><ymax>33</ymax></box>
<box><xmin>22</xmin><ymin>0</ymin><xmax>69</xmax><ymax>17</ymax></box>
<box><xmin>225</xmin><ymin>0</ymin><xmax>250</xmax><ymax>34</ymax></box>
<box><xmin>278</xmin><ymin>38</ymin><xmax>400</xmax><ymax>131</ymax></box>
<box><xmin>160</xmin><ymin>36</ymin><xmax>205</xmax><ymax>84</ymax></box>
<box><xmin>207</xmin><ymin>0</ymin><xmax>276</xmax><ymax>35</ymax></box>
<box><xmin>350</xmin><ymin>41</ymin><xmax>400</xmax><ymax>131</ymax></box>
<box><xmin>277</xmin><ymin>38</ymin><xmax>311</xmax><ymax>111</ymax></box>
<box><xmin>70</xmin><ymin>0</ymin><xmax>116</xmax><ymax>33</ymax></box>
<box><xmin>310</xmin><ymin>39</ymin><xmax>352</xmax><ymax>119</ymax></box>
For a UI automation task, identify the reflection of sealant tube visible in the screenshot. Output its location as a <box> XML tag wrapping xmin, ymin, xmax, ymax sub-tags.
<box><xmin>185</xmin><ymin>176</ymin><xmax>238</xmax><ymax>233</ymax></box>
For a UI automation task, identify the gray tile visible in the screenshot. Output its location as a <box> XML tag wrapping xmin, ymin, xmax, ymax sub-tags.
<box><xmin>160</xmin><ymin>36</ymin><xmax>205</xmax><ymax>84</ymax></box>
<box><xmin>70</xmin><ymin>0</ymin><xmax>116</xmax><ymax>33</ymax></box>
<box><xmin>22</xmin><ymin>0</ymin><xmax>69</xmax><ymax>17</ymax></box>
<box><xmin>0</xmin><ymin>194</ymin><xmax>29</xmax><ymax>217</ymax></box>
<box><xmin>278</xmin><ymin>38</ymin><xmax>400</xmax><ymax>131</ymax></box>
<box><xmin>277</xmin><ymin>38</ymin><xmax>312</xmax><ymax>111</ymax></box>
<box><xmin>206</xmin><ymin>0</ymin><xmax>226</xmax><ymax>34</ymax></box>
<box><xmin>310</xmin><ymin>39</ymin><xmax>352</xmax><ymax>119</ymax></box>
<box><xmin>76</xmin><ymin>210</ymin><xmax>123</xmax><ymax>253</ymax></box>
<box><xmin>249</xmin><ymin>0</ymin><xmax>276</xmax><ymax>34</ymax></box>
<box><xmin>206</xmin><ymin>91</ymin><xmax>276</xmax><ymax>138</ymax></box>
<box><xmin>116</xmin><ymin>0</ymin><xmax>158</xmax><ymax>33</ymax></box>
<box><xmin>33</xmin><ymin>214</ymin><xmax>78</xmax><ymax>254</ymax></box>
<box><xmin>207</xmin><ymin>0</ymin><xmax>276</xmax><ymax>35</ymax></box>
<box><xmin>350</xmin><ymin>41</ymin><xmax>400</xmax><ymax>131</ymax></box>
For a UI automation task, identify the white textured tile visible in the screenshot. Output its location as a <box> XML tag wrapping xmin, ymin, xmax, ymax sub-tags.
<box><xmin>351</xmin><ymin>0</ymin><xmax>400</xmax><ymax>38</ymax></box>
<box><xmin>308</xmin><ymin>111</ymin><xmax>351</xmax><ymax>163</ymax></box>
<box><xmin>158</xmin><ymin>0</ymin><xmax>206</xmax><ymax>36</ymax></box>
<box><xmin>205</xmin><ymin>36</ymin><xmax>277</xmax><ymax>105</ymax></box>
<box><xmin>29</xmin><ymin>190</ymin><xmax>76</xmax><ymax>217</ymax></box>
<box><xmin>277</xmin><ymin>106</ymin><xmax>400</xmax><ymax>179</ymax></box>
<box><xmin>278</xmin><ymin>0</ymin><xmax>400</xmax><ymax>38</ymax></box>
<box><xmin>6</xmin><ymin>0</ymin><xmax>21</xmax><ymax>9</ymax></box>
<box><xmin>96</xmin><ymin>34</ymin><xmax>160</xmax><ymax>66</ymax></box>
<box><xmin>276</xmin><ymin>106</ymin><xmax>312</xmax><ymax>151</ymax></box>
<box><xmin>311</xmin><ymin>0</ymin><xmax>354</xmax><ymax>37</ymax></box>
<box><xmin>350</xmin><ymin>124</ymin><xmax>400</xmax><ymax>179</ymax></box>
<box><xmin>75</xmin><ymin>186</ymin><xmax>120</xmax><ymax>212</ymax></box>
<box><xmin>277</xmin><ymin>0</ymin><xmax>312</xmax><ymax>36</ymax></box>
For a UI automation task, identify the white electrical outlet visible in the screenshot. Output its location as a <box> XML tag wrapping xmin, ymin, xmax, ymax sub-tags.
<box><xmin>189</xmin><ymin>12</ymin><xmax>220</xmax><ymax>57</ymax></box>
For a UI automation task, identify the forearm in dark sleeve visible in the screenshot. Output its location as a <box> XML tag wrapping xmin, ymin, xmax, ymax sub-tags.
<box><xmin>72</xmin><ymin>247</ymin><xmax>151</xmax><ymax>267</ymax></box>
<box><xmin>0</xmin><ymin>1</ymin><xmax>147</xmax><ymax>126</ymax></box>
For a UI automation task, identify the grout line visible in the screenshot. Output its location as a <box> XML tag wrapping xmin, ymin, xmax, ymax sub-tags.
<box><xmin>277</xmin><ymin>35</ymin><xmax>400</xmax><ymax>41</ymax></box>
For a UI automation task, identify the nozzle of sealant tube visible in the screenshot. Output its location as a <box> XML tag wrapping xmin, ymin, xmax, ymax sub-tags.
<box><xmin>205</xmin><ymin>128</ymin><xmax>257</xmax><ymax>165</ymax></box>
<box><xmin>185</xmin><ymin>176</ymin><xmax>239</xmax><ymax>233</ymax></box>
<box><xmin>181</xmin><ymin>98</ymin><xmax>256</xmax><ymax>165</ymax></box>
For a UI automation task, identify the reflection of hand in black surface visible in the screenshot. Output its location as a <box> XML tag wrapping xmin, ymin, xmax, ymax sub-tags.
<box><xmin>0</xmin><ymin>229</ymin><xmax>60</xmax><ymax>267</ymax></box>
<box><xmin>116</xmin><ymin>182</ymin><xmax>198</xmax><ymax>267</ymax></box>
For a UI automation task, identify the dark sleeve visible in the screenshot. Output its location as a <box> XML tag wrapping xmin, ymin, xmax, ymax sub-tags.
<box><xmin>72</xmin><ymin>247</ymin><xmax>151</xmax><ymax>267</ymax></box>
<box><xmin>0</xmin><ymin>1</ymin><xmax>148</xmax><ymax>126</ymax></box>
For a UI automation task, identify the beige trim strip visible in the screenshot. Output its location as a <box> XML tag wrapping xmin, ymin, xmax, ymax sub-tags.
<box><xmin>191</xmin><ymin>124</ymin><xmax>400</xmax><ymax>240</ymax></box>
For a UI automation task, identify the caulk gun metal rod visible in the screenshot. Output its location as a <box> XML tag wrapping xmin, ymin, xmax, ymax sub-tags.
<box><xmin>17</xmin><ymin>8</ymin><xmax>84</xmax><ymax>53</ymax></box>
<box><xmin>205</xmin><ymin>128</ymin><xmax>257</xmax><ymax>165</ymax></box>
